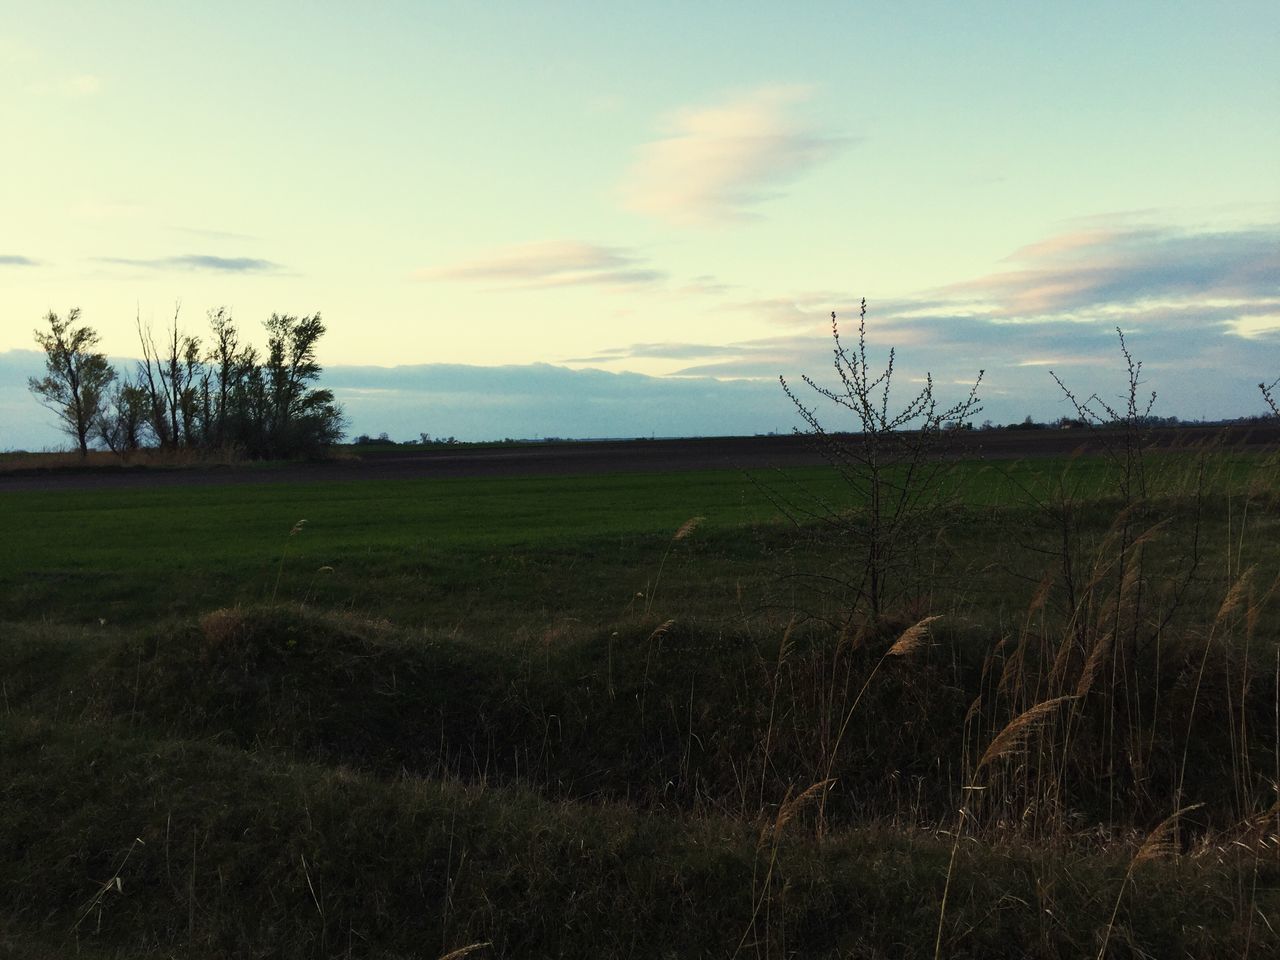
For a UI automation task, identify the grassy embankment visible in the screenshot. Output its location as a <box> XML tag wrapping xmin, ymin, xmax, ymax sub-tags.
<box><xmin>1</xmin><ymin>443</ymin><xmax>1278</xmax><ymax>957</ymax></box>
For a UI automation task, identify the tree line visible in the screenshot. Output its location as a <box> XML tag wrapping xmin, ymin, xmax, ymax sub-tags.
<box><xmin>28</xmin><ymin>307</ymin><xmax>345</xmax><ymax>459</ymax></box>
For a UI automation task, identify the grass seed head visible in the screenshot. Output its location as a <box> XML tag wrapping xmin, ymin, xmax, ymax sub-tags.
<box><xmin>437</xmin><ymin>943</ymin><xmax>492</xmax><ymax>960</ymax></box>
<box><xmin>1214</xmin><ymin>567</ymin><xmax>1253</xmax><ymax>629</ymax></box>
<box><xmin>1074</xmin><ymin>630</ymin><xmax>1113</xmax><ymax>699</ymax></box>
<box><xmin>975</xmin><ymin>696</ymin><xmax>1074</xmax><ymax>775</ymax></box>
<box><xmin>772</xmin><ymin>779</ymin><xmax>835</xmax><ymax>839</ymax></box>
<box><xmin>888</xmin><ymin>616</ymin><xmax>941</xmax><ymax>657</ymax></box>
<box><xmin>647</xmin><ymin>619</ymin><xmax>676</xmax><ymax>643</ymax></box>
<box><xmin>1133</xmin><ymin>804</ymin><xmax>1203</xmax><ymax>865</ymax></box>
<box><xmin>673</xmin><ymin>516</ymin><xmax>705</xmax><ymax>541</ymax></box>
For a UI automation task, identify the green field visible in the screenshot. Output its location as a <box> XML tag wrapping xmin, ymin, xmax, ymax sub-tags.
<box><xmin>2</xmin><ymin>446</ymin><xmax>1279</xmax><ymax>958</ymax></box>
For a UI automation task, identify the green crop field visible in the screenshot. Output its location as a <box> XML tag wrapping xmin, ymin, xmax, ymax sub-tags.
<box><xmin>2</xmin><ymin>443</ymin><xmax>1279</xmax><ymax>958</ymax></box>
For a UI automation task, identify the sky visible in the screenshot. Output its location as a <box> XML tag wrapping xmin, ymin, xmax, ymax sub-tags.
<box><xmin>2</xmin><ymin>1</ymin><xmax>1278</xmax><ymax>448</ymax></box>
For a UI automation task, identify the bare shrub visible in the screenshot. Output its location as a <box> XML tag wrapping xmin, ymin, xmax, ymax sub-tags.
<box><xmin>779</xmin><ymin>299</ymin><xmax>983</xmax><ymax>621</ymax></box>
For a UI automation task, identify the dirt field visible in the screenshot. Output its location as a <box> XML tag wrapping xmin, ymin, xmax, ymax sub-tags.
<box><xmin>1</xmin><ymin>424</ymin><xmax>1276</xmax><ymax>492</ymax></box>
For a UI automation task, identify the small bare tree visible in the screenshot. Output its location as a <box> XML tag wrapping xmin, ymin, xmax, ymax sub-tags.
<box><xmin>28</xmin><ymin>309</ymin><xmax>116</xmax><ymax>457</ymax></box>
<box><xmin>1261</xmin><ymin>377</ymin><xmax>1279</xmax><ymax>417</ymax></box>
<box><xmin>779</xmin><ymin>299</ymin><xmax>983</xmax><ymax>620</ymax></box>
<box><xmin>1050</xmin><ymin>327</ymin><xmax>1156</xmax><ymax>504</ymax></box>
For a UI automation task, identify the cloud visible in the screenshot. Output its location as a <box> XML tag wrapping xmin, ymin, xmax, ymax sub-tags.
<box><xmin>566</xmin><ymin>331</ymin><xmax>837</xmax><ymax>382</ymax></box>
<box><xmin>0</xmin><ymin>255</ymin><xmax>38</xmax><ymax>267</ymax></box>
<box><xmin>318</xmin><ymin>362</ymin><xmax>807</xmax><ymax>442</ymax></box>
<box><xmin>944</xmin><ymin>223</ymin><xmax>1280</xmax><ymax>324</ymax></box>
<box><xmin>624</xmin><ymin>226</ymin><xmax>1279</xmax><ymax>388</ymax></box>
<box><xmin>98</xmin><ymin>254</ymin><xmax>280</xmax><ymax>273</ymax></box>
<box><xmin>418</xmin><ymin>240</ymin><xmax>664</xmax><ymax>289</ymax></box>
<box><xmin>578</xmin><ymin>219</ymin><xmax>1280</xmax><ymax>423</ymax></box>
<box><xmin>678</xmin><ymin>275</ymin><xmax>736</xmax><ymax>297</ymax></box>
<box><xmin>563</xmin><ymin>341</ymin><xmax>747</xmax><ymax>364</ymax></box>
<box><xmin>621</xmin><ymin>85</ymin><xmax>850</xmax><ymax>226</ymax></box>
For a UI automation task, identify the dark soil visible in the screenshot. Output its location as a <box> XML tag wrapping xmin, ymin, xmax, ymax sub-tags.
<box><xmin>1</xmin><ymin>423</ymin><xmax>1276</xmax><ymax>492</ymax></box>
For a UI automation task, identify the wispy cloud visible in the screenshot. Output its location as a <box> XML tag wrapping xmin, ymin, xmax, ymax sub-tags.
<box><xmin>621</xmin><ymin>85</ymin><xmax>850</xmax><ymax>226</ymax></box>
<box><xmin>566</xmin><ymin>332</ymin><xmax>828</xmax><ymax>381</ymax></box>
<box><xmin>564</xmin><ymin>341</ymin><xmax>746</xmax><ymax>364</ymax></box>
<box><xmin>580</xmin><ymin>220</ymin><xmax>1280</xmax><ymax>414</ymax></box>
<box><xmin>704</xmin><ymin>224</ymin><xmax>1280</xmax><ymax>344</ymax></box>
<box><xmin>98</xmin><ymin>254</ymin><xmax>280</xmax><ymax>273</ymax></box>
<box><xmin>418</xmin><ymin>240</ymin><xmax>664</xmax><ymax>289</ymax></box>
<box><xmin>0</xmin><ymin>255</ymin><xmax>39</xmax><ymax>267</ymax></box>
<box><xmin>944</xmin><ymin>223</ymin><xmax>1280</xmax><ymax>325</ymax></box>
<box><xmin>678</xmin><ymin>275</ymin><xmax>737</xmax><ymax>297</ymax></box>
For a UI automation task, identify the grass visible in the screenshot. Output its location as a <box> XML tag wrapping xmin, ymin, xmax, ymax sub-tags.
<box><xmin>1</xmin><ymin>442</ymin><xmax>1279</xmax><ymax>957</ymax></box>
<box><xmin>9</xmin><ymin>715</ymin><xmax>1268</xmax><ymax>960</ymax></box>
<box><xmin>0</xmin><ymin>468</ymin><xmax>832</xmax><ymax>632</ymax></box>
<box><xmin>1</xmin><ymin>451</ymin><xmax>1272</xmax><ymax>627</ymax></box>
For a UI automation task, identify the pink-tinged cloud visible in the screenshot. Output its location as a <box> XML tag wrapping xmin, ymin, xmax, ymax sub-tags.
<box><xmin>620</xmin><ymin>86</ymin><xmax>850</xmax><ymax>226</ymax></box>
<box><xmin>943</xmin><ymin>224</ymin><xmax>1280</xmax><ymax>321</ymax></box>
<box><xmin>578</xmin><ymin>221</ymin><xmax>1279</xmax><ymax>389</ymax></box>
<box><xmin>417</xmin><ymin>240</ymin><xmax>664</xmax><ymax>289</ymax></box>
<box><xmin>1000</xmin><ymin>229</ymin><xmax>1134</xmax><ymax>264</ymax></box>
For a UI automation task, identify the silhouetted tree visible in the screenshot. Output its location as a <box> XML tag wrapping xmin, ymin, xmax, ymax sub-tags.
<box><xmin>202</xmin><ymin>307</ymin><xmax>246</xmax><ymax>448</ymax></box>
<box><xmin>1050</xmin><ymin>328</ymin><xmax>1155</xmax><ymax>503</ymax></box>
<box><xmin>779</xmin><ymin>300</ymin><xmax>983</xmax><ymax>620</ymax></box>
<box><xmin>96</xmin><ymin>377</ymin><xmax>151</xmax><ymax>455</ymax></box>
<box><xmin>28</xmin><ymin>309</ymin><xmax>116</xmax><ymax>456</ymax></box>
<box><xmin>137</xmin><ymin>306</ymin><xmax>204</xmax><ymax>449</ymax></box>
<box><xmin>128</xmin><ymin>307</ymin><xmax>344</xmax><ymax>459</ymax></box>
<box><xmin>1262</xmin><ymin>377</ymin><xmax>1279</xmax><ymax>417</ymax></box>
<box><xmin>258</xmin><ymin>313</ymin><xmax>345</xmax><ymax>457</ymax></box>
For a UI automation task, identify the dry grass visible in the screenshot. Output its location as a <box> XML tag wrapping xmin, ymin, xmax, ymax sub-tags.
<box><xmin>974</xmin><ymin>695</ymin><xmax>1075</xmax><ymax>775</ymax></box>
<box><xmin>437</xmin><ymin>944</ymin><xmax>492</xmax><ymax>960</ymax></box>
<box><xmin>1098</xmin><ymin>803</ymin><xmax>1205</xmax><ymax>958</ymax></box>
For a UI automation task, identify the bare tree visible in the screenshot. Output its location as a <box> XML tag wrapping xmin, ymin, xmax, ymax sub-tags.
<box><xmin>27</xmin><ymin>309</ymin><xmax>116</xmax><ymax>456</ymax></box>
<box><xmin>1261</xmin><ymin>377</ymin><xmax>1279</xmax><ymax>417</ymax></box>
<box><xmin>779</xmin><ymin>300</ymin><xmax>983</xmax><ymax>620</ymax></box>
<box><xmin>136</xmin><ymin>305</ymin><xmax>202</xmax><ymax>448</ymax></box>
<box><xmin>1050</xmin><ymin>327</ymin><xmax>1156</xmax><ymax>503</ymax></box>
